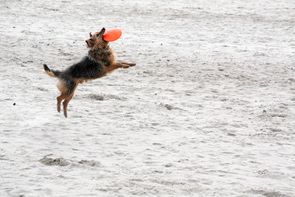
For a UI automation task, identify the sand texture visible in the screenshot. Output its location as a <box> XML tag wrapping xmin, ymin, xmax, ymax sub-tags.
<box><xmin>0</xmin><ymin>0</ymin><xmax>295</xmax><ymax>196</ymax></box>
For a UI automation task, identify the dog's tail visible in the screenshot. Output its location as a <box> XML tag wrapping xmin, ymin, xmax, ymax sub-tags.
<box><xmin>43</xmin><ymin>64</ymin><xmax>61</xmax><ymax>78</ymax></box>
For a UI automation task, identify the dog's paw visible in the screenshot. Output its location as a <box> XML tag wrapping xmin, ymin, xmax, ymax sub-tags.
<box><xmin>121</xmin><ymin>63</ymin><xmax>136</xmax><ymax>69</ymax></box>
<box><xmin>128</xmin><ymin>63</ymin><xmax>136</xmax><ymax>67</ymax></box>
<box><xmin>121</xmin><ymin>64</ymin><xmax>130</xmax><ymax>69</ymax></box>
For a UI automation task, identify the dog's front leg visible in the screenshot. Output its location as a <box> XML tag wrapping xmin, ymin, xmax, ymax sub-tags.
<box><xmin>116</xmin><ymin>60</ymin><xmax>136</xmax><ymax>68</ymax></box>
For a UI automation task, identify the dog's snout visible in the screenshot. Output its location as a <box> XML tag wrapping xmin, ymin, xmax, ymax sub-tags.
<box><xmin>85</xmin><ymin>40</ymin><xmax>88</xmax><ymax>44</ymax></box>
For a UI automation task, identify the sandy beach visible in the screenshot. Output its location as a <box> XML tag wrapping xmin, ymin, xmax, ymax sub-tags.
<box><xmin>0</xmin><ymin>0</ymin><xmax>295</xmax><ymax>196</ymax></box>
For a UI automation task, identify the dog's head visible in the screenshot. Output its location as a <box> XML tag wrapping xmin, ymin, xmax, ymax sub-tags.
<box><xmin>85</xmin><ymin>28</ymin><xmax>108</xmax><ymax>49</ymax></box>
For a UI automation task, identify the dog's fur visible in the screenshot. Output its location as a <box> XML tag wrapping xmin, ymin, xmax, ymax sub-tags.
<box><xmin>44</xmin><ymin>28</ymin><xmax>135</xmax><ymax>117</ymax></box>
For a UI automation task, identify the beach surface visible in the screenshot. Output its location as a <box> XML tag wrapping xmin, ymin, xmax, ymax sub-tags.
<box><xmin>0</xmin><ymin>0</ymin><xmax>295</xmax><ymax>196</ymax></box>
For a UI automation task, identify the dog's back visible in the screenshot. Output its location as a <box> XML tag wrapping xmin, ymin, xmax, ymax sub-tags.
<box><xmin>63</xmin><ymin>56</ymin><xmax>106</xmax><ymax>81</ymax></box>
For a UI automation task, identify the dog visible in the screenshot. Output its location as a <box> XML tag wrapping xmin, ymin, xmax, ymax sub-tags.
<box><xmin>44</xmin><ymin>28</ymin><xmax>135</xmax><ymax>117</ymax></box>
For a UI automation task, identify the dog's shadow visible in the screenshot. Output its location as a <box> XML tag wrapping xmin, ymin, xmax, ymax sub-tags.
<box><xmin>80</xmin><ymin>93</ymin><xmax>127</xmax><ymax>101</ymax></box>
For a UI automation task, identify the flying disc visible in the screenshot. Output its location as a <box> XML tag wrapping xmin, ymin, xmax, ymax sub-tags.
<box><xmin>103</xmin><ymin>28</ymin><xmax>122</xmax><ymax>42</ymax></box>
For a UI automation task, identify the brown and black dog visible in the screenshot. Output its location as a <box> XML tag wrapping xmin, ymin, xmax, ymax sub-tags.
<box><xmin>44</xmin><ymin>28</ymin><xmax>135</xmax><ymax>117</ymax></box>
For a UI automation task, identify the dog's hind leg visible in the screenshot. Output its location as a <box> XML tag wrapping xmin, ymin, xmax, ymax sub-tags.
<box><xmin>62</xmin><ymin>94</ymin><xmax>74</xmax><ymax>118</ymax></box>
<box><xmin>57</xmin><ymin>93</ymin><xmax>67</xmax><ymax>113</ymax></box>
<box><xmin>62</xmin><ymin>81</ymin><xmax>77</xmax><ymax>118</ymax></box>
<box><xmin>56</xmin><ymin>80</ymin><xmax>68</xmax><ymax>113</ymax></box>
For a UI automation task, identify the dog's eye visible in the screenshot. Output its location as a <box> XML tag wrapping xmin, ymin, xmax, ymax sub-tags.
<box><xmin>89</xmin><ymin>32</ymin><xmax>92</xmax><ymax>37</ymax></box>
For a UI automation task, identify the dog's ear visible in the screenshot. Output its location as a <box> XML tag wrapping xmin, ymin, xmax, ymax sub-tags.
<box><xmin>97</xmin><ymin>27</ymin><xmax>106</xmax><ymax>37</ymax></box>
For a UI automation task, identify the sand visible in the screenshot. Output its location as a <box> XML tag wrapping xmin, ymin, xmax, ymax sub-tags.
<box><xmin>0</xmin><ymin>0</ymin><xmax>295</xmax><ymax>196</ymax></box>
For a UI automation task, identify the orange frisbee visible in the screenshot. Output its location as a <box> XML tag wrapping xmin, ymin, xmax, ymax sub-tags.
<box><xmin>103</xmin><ymin>28</ymin><xmax>122</xmax><ymax>42</ymax></box>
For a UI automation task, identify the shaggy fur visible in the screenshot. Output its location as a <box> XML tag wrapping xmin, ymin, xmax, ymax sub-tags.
<box><xmin>44</xmin><ymin>28</ymin><xmax>135</xmax><ymax>117</ymax></box>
